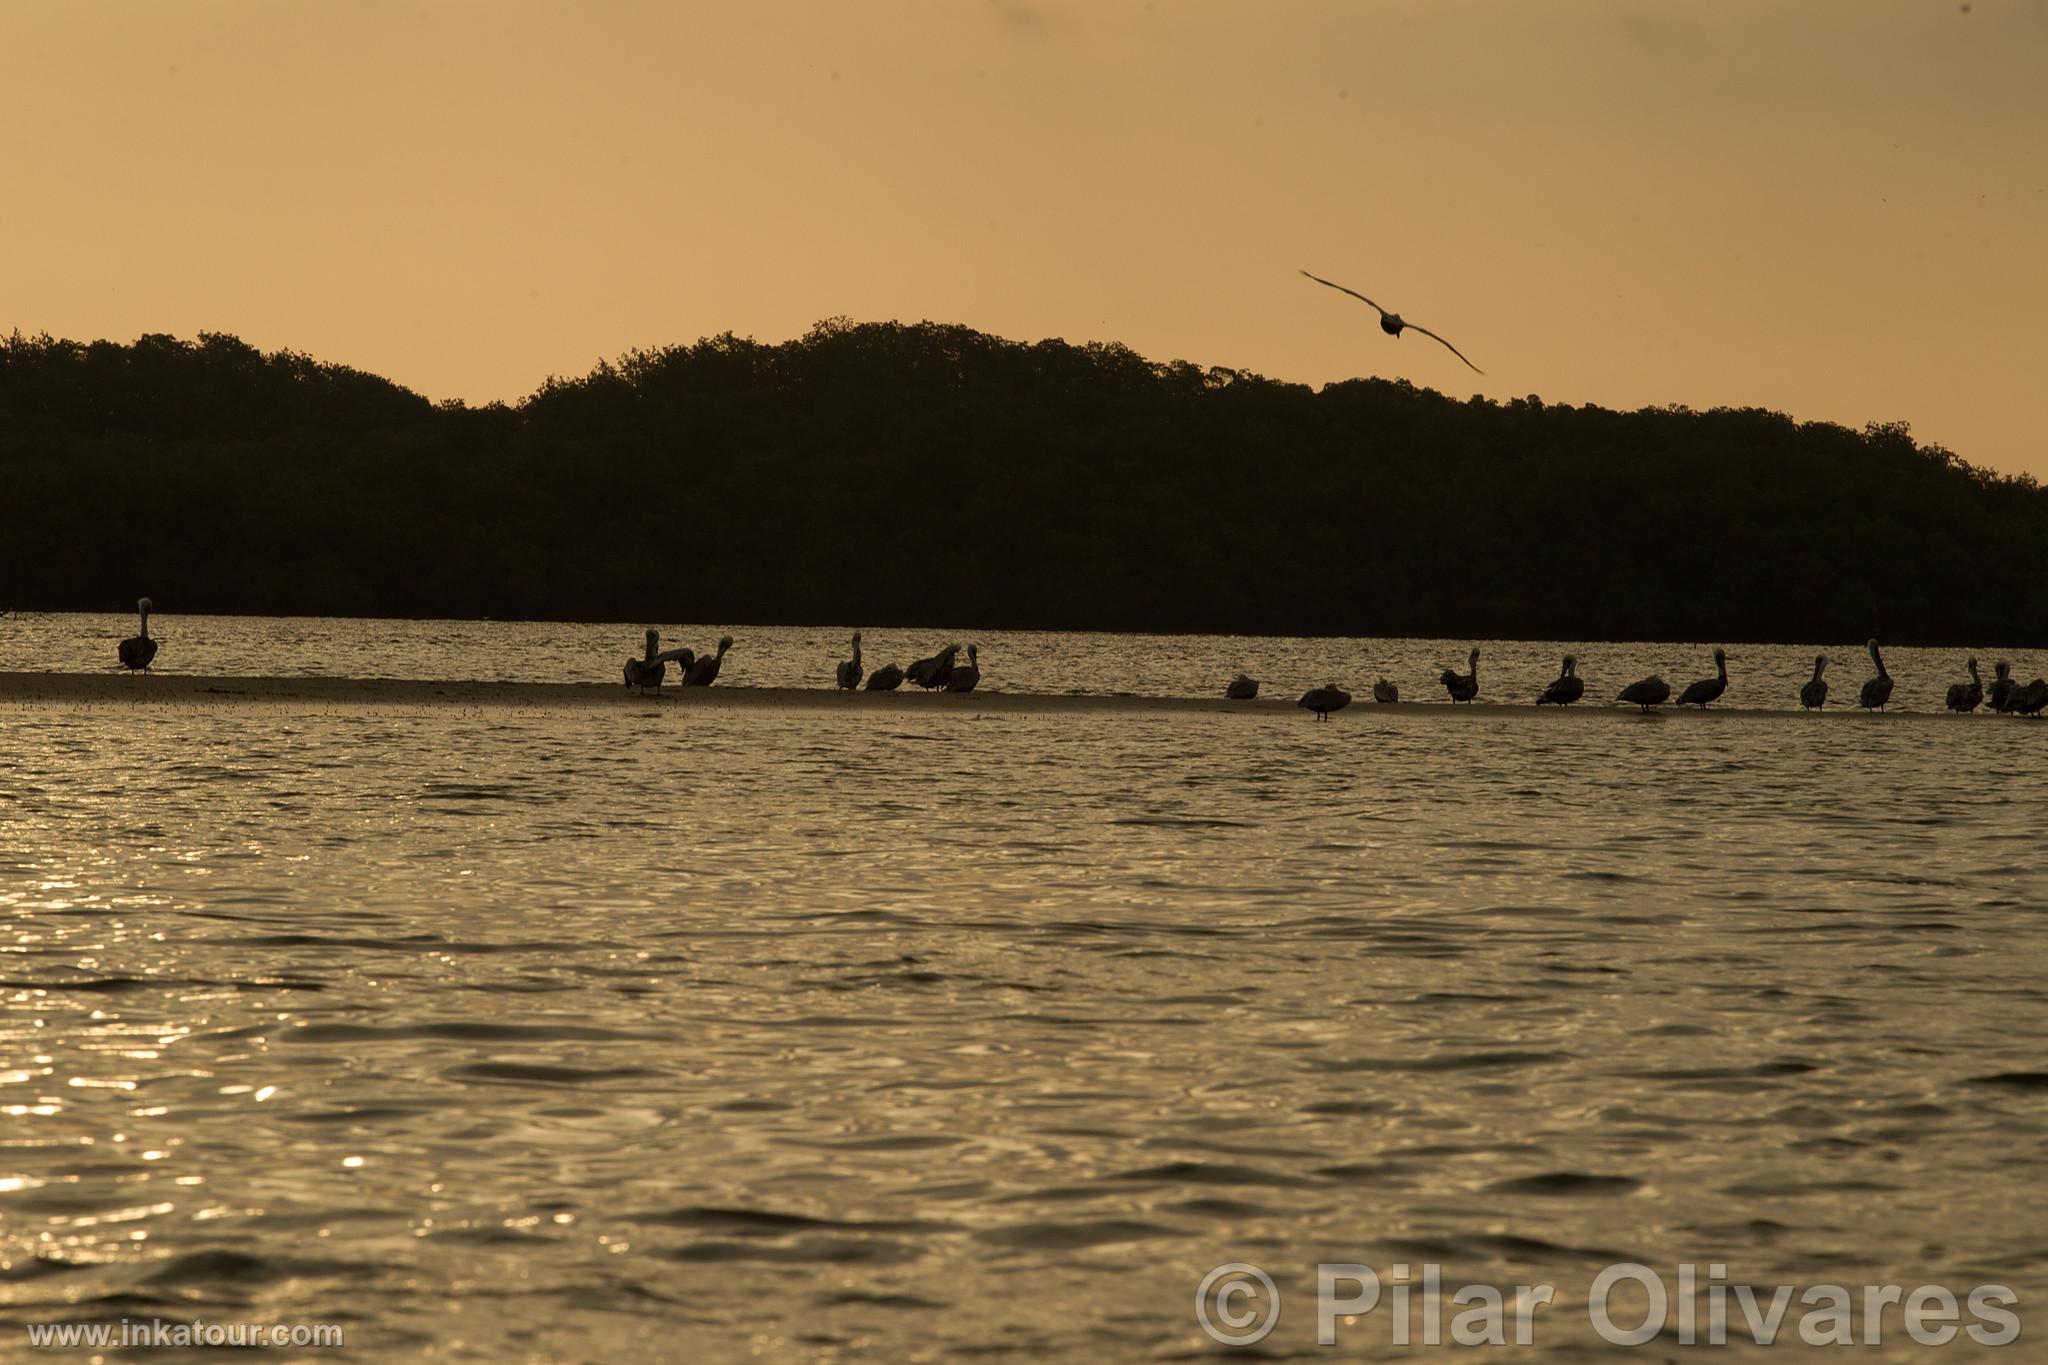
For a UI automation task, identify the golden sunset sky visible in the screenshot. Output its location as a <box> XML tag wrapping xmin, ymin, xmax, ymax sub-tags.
<box><xmin>5</xmin><ymin>1</ymin><xmax>2044</xmax><ymax>474</ymax></box>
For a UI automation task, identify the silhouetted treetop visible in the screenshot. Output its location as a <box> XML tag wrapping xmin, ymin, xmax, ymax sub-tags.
<box><xmin>1</xmin><ymin>321</ymin><xmax>2040</xmax><ymax>642</ymax></box>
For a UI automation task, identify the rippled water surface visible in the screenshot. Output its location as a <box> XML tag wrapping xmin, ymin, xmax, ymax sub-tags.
<box><xmin>3</xmin><ymin>619</ymin><xmax>2046</xmax><ymax>1361</ymax></box>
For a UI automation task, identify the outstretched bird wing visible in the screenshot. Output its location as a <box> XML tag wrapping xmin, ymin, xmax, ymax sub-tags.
<box><xmin>1402</xmin><ymin>322</ymin><xmax>1484</xmax><ymax>375</ymax></box>
<box><xmin>1299</xmin><ymin>269</ymin><xmax>1387</xmax><ymax>316</ymax></box>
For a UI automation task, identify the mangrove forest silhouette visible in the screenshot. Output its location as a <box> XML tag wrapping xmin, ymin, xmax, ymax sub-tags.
<box><xmin>3</xmin><ymin>322</ymin><xmax>2043</xmax><ymax>644</ymax></box>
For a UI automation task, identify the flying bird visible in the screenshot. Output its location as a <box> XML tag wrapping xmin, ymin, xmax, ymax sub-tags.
<box><xmin>1300</xmin><ymin>270</ymin><xmax>1484</xmax><ymax>374</ymax></box>
<box><xmin>1800</xmin><ymin>655</ymin><xmax>1829</xmax><ymax>711</ymax></box>
<box><xmin>117</xmin><ymin>597</ymin><xmax>158</xmax><ymax>673</ymax></box>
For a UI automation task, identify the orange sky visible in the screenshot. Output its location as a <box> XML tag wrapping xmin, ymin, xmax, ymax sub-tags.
<box><xmin>5</xmin><ymin>1</ymin><xmax>2044</xmax><ymax>476</ymax></box>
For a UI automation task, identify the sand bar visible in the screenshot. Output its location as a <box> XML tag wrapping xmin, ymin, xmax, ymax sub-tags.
<box><xmin>1</xmin><ymin>671</ymin><xmax>2026</xmax><ymax>721</ymax></box>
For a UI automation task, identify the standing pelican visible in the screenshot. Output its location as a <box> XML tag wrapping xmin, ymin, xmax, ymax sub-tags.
<box><xmin>1989</xmin><ymin>661</ymin><xmax>2018</xmax><ymax>713</ymax></box>
<box><xmin>1617</xmin><ymin>675</ymin><xmax>1671</xmax><ymax>712</ymax></box>
<box><xmin>836</xmin><ymin>632</ymin><xmax>864</xmax><ymax>690</ymax></box>
<box><xmin>1372</xmin><ymin>678</ymin><xmax>1399</xmax><ymax>704</ymax></box>
<box><xmin>2013</xmin><ymin>678</ymin><xmax>2048</xmax><ymax>716</ymax></box>
<box><xmin>944</xmin><ymin>644</ymin><xmax>981</xmax><ymax>692</ymax></box>
<box><xmin>1439</xmin><ymin>648</ymin><xmax>1479</xmax><ymax>703</ymax></box>
<box><xmin>1298</xmin><ymin>683</ymin><xmax>1352</xmax><ymax>720</ymax></box>
<box><xmin>906</xmin><ymin>644</ymin><xmax>959</xmax><ymax>691</ymax></box>
<box><xmin>683</xmin><ymin>635</ymin><xmax>732</xmax><ymax>687</ymax></box>
<box><xmin>865</xmin><ymin>662</ymin><xmax>905</xmax><ymax>692</ymax></box>
<box><xmin>1676</xmin><ymin>648</ymin><xmax>1728</xmax><ymax>708</ymax></box>
<box><xmin>622</xmin><ymin>629</ymin><xmax>692</xmax><ymax>692</ymax></box>
<box><xmin>1226</xmin><ymin>673</ymin><xmax>1259</xmax><ymax>700</ymax></box>
<box><xmin>1300</xmin><ymin>270</ymin><xmax>1484</xmax><ymax>374</ymax></box>
<box><xmin>1945</xmin><ymin>658</ymin><xmax>1983</xmax><ymax>714</ymax></box>
<box><xmin>1858</xmin><ymin>638</ymin><xmax>1893</xmax><ymax>711</ymax></box>
<box><xmin>1536</xmin><ymin>654</ymin><xmax>1584</xmax><ymax>706</ymax></box>
<box><xmin>1800</xmin><ymin>655</ymin><xmax>1829</xmax><ymax>711</ymax></box>
<box><xmin>117</xmin><ymin>597</ymin><xmax>158</xmax><ymax>672</ymax></box>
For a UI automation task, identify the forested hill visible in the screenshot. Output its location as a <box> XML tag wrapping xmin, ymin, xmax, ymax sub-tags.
<box><xmin>3</xmin><ymin>323</ymin><xmax>2042</xmax><ymax>644</ymax></box>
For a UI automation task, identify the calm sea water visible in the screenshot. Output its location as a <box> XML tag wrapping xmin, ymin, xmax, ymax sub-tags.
<box><xmin>3</xmin><ymin>618</ymin><xmax>2045</xmax><ymax>1360</ymax></box>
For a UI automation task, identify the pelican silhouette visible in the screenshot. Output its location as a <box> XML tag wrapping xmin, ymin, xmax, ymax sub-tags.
<box><xmin>1300</xmin><ymin>270</ymin><xmax>1483</xmax><ymax>374</ymax></box>
<box><xmin>1945</xmin><ymin>658</ymin><xmax>1982</xmax><ymax>714</ymax></box>
<box><xmin>1618</xmin><ymin>675</ymin><xmax>1671</xmax><ymax>712</ymax></box>
<box><xmin>2013</xmin><ymin>678</ymin><xmax>2048</xmax><ymax>717</ymax></box>
<box><xmin>906</xmin><ymin>644</ymin><xmax>959</xmax><ymax>691</ymax></box>
<box><xmin>1372</xmin><ymin>678</ymin><xmax>1399</xmax><ymax>704</ymax></box>
<box><xmin>1298</xmin><ymin>684</ymin><xmax>1352</xmax><ymax>720</ymax></box>
<box><xmin>117</xmin><ymin>597</ymin><xmax>158</xmax><ymax>673</ymax></box>
<box><xmin>622</xmin><ymin>629</ymin><xmax>692</xmax><ymax>692</ymax></box>
<box><xmin>1226</xmin><ymin>673</ymin><xmax>1259</xmax><ymax>700</ymax></box>
<box><xmin>1800</xmin><ymin>655</ymin><xmax>1829</xmax><ymax>711</ymax></box>
<box><xmin>1440</xmin><ymin>648</ymin><xmax>1479</xmax><ymax>703</ymax></box>
<box><xmin>1536</xmin><ymin>654</ymin><xmax>1584</xmax><ymax>706</ymax></box>
<box><xmin>837</xmin><ymin>632</ymin><xmax>864</xmax><ymax>690</ymax></box>
<box><xmin>683</xmin><ymin>635</ymin><xmax>732</xmax><ymax>687</ymax></box>
<box><xmin>1677</xmin><ymin>648</ymin><xmax>1728</xmax><ymax>709</ymax></box>
<box><xmin>944</xmin><ymin>644</ymin><xmax>981</xmax><ymax>692</ymax></box>
<box><xmin>1989</xmin><ymin>661</ymin><xmax>2018</xmax><ymax>713</ymax></box>
<box><xmin>865</xmin><ymin>662</ymin><xmax>905</xmax><ymax>692</ymax></box>
<box><xmin>1858</xmin><ymin>639</ymin><xmax>1893</xmax><ymax>711</ymax></box>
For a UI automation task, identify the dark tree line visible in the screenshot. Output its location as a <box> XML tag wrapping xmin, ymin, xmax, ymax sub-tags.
<box><xmin>2</xmin><ymin>322</ymin><xmax>2042</xmax><ymax>643</ymax></box>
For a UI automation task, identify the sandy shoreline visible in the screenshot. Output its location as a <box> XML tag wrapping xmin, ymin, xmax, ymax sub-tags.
<box><xmin>1</xmin><ymin>671</ymin><xmax>2023</xmax><ymax>720</ymax></box>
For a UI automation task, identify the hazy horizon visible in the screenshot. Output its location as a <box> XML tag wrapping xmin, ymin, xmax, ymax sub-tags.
<box><xmin>6</xmin><ymin>1</ymin><xmax>2043</xmax><ymax>475</ymax></box>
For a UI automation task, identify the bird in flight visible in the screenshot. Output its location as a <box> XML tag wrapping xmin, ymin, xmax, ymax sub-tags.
<box><xmin>1300</xmin><ymin>269</ymin><xmax>1483</xmax><ymax>374</ymax></box>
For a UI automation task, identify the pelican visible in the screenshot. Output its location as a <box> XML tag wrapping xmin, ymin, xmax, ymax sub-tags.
<box><xmin>865</xmin><ymin>662</ymin><xmax>905</xmax><ymax>692</ymax></box>
<box><xmin>906</xmin><ymin>644</ymin><xmax>959</xmax><ymax>691</ymax></box>
<box><xmin>683</xmin><ymin>635</ymin><xmax>732</xmax><ymax>687</ymax></box>
<box><xmin>1536</xmin><ymin>654</ymin><xmax>1584</xmax><ymax>706</ymax></box>
<box><xmin>1989</xmin><ymin>661</ymin><xmax>2018</xmax><ymax>712</ymax></box>
<box><xmin>117</xmin><ymin>597</ymin><xmax>158</xmax><ymax>672</ymax></box>
<box><xmin>1945</xmin><ymin>658</ymin><xmax>1983</xmax><ymax>714</ymax></box>
<box><xmin>622</xmin><ymin>629</ymin><xmax>692</xmax><ymax>692</ymax></box>
<box><xmin>1800</xmin><ymin>655</ymin><xmax>1829</xmax><ymax>711</ymax></box>
<box><xmin>1300</xmin><ymin>270</ymin><xmax>1484</xmax><ymax>374</ymax></box>
<box><xmin>1617</xmin><ymin>676</ymin><xmax>1671</xmax><ymax>712</ymax></box>
<box><xmin>836</xmin><ymin>632</ymin><xmax>864</xmax><ymax>690</ymax></box>
<box><xmin>2014</xmin><ymin>678</ymin><xmax>2048</xmax><ymax>717</ymax></box>
<box><xmin>1857</xmin><ymin>638</ymin><xmax>1892</xmax><ymax>711</ymax></box>
<box><xmin>1226</xmin><ymin>674</ymin><xmax>1259</xmax><ymax>700</ymax></box>
<box><xmin>1677</xmin><ymin>647</ymin><xmax>1728</xmax><ymax>709</ymax></box>
<box><xmin>944</xmin><ymin>644</ymin><xmax>980</xmax><ymax>692</ymax></box>
<box><xmin>1439</xmin><ymin>648</ymin><xmax>1479</xmax><ymax>703</ymax></box>
<box><xmin>1372</xmin><ymin>678</ymin><xmax>1399</xmax><ymax>704</ymax></box>
<box><xmin>1298</xmin><ymin>683</ymin><xmax>1352</xmax><ymax>720</ymax></box>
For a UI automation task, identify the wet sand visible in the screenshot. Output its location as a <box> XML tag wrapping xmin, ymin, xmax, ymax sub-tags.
<box><xmin>0</xmin><ymin>671</ymin><xmax>2012</xmax><ymax>719</ymax></box>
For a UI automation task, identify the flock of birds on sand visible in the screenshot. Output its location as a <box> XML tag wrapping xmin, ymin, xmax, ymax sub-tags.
<box><xmin>620</xmin><ymin>629</ymin><xmax>982</xmax><ymax>695</ymax></box>
<box><xmin>102</xmin><ymin>598</ymin><xmax>2048</xmax><ymax>717</ymax></box>
<box><xmin>1258</xmin><ymin>641</ymin><xmax>2048</xmax><ymax>719</ymax></box>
